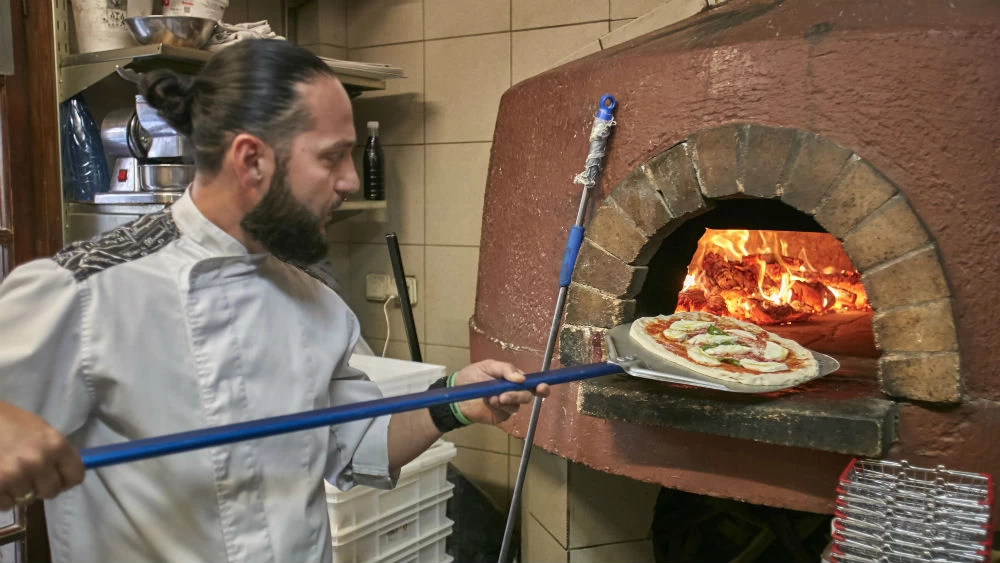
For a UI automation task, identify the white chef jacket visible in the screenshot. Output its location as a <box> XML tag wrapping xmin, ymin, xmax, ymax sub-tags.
<box><xmin>0</xmin><ymin>193</ymin><xmax>394</xmax><ymax>563</ymax></box>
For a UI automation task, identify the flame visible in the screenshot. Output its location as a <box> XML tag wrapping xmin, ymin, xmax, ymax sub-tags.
<box><xmin>675</xmin><ymin>229</ymin><xmax>870</xmax><ymax>324</ymax></box>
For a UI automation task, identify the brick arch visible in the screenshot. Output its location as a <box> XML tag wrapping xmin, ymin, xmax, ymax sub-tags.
<box><xmin>560</xmin><ymin>124</ymin><xmax>960</xmax><ymax>403</ymax></box>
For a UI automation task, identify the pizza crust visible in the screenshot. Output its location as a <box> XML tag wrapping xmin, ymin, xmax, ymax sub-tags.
<box><xmin>628</xmin><ymin>312</ymin><xmax>820</xmax><ymax>387</ymax></box>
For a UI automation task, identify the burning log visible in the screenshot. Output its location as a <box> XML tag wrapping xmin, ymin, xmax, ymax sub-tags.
<box><xmin>675</xmin><ymin>230</ymin><xmax>871</xmax><ymax>325</ymax></box>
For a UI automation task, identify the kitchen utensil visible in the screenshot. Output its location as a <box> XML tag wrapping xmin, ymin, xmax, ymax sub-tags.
<box><xmin>125</xmin><ymin>15</ymin><xmax>217</xmax><ymax>49</ymax></box>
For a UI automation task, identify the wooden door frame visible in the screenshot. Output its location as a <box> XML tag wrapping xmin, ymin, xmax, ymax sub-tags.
<box><xmin>3</xmin><ymin>0</ymin><xmax>64</xmax><ymax>560</ymax></box>
<box><xmin>5</xmin><ymin>0</ymin><xmax>63</xmax><ymax>266</ymax></box>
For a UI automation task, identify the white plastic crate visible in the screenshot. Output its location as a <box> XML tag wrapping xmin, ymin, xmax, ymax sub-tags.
<box><xmin>349</xmin><ymin>354</ymin><xmax>446</xmax><ymax>398</ymax></box>
<box><xmin>326</xmin><ymin>440</ymin><xmax>456</xmax><ymax>535</ymax></box>
<box><xmin>330</xmin><ymin>488</ymin><xmax>454</xmax><ymax>563</ymax></box>
<box><xmin>382</xmin><ymin>524</ymin><xmax>454</xmax><ymax>563</ymax></box>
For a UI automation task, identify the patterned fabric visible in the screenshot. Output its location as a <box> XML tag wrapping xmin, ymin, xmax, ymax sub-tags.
<box><xmin>53</xmin><ymin>210</ymin><xmax>180</xmax><ymax>281</ymax></box>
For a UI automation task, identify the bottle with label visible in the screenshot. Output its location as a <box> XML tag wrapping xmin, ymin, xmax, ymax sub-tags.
<box><xmin>363</xmin><ymin>121</ymin><xmax>385</xmax><ymax>201</ymax></box>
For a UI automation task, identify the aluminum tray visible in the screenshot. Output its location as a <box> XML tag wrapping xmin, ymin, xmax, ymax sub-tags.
<box><xmin>604</xmin><ymin>323</ymin><xmax>841</xmax><ymax>394</ymax></box>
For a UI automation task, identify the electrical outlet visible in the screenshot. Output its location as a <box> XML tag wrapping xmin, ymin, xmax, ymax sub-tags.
<box><xmin>365</xmin><ymin>273</ymin><xmax>418</xmax><ymax>305</ymax></box>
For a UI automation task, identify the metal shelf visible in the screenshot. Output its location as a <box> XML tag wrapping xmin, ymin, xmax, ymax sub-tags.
<box><xmin>58</xmin><ymin>43</ymin><xmax>387</xmax><ymax>102</ymax></box>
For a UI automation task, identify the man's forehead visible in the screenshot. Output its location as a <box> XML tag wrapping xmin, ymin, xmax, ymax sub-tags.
<box><xmin>295</xmin><ymin>75</ymin><xmax>355</xmax><ymax>147</ymax></box>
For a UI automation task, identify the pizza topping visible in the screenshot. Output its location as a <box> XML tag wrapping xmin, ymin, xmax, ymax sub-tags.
<box><xmin>687</xmin><ymin>346</ymin><xmax>722</xmax><ymax>366</ymax></box>
<box><xmin>706</xmin><ymin>325</ymin><xmax>726</xmax><ymax>336</ymax></box>
<box><xmin>764</xmin><ymin>341</ymin><xmax>789</xmax><ymax>361</ymax></box>
<box><xmin>662</xmin><ymin>329</ymin><xmax>690</xmax><ymax>341</ymax></box>
<box><xmin>740</xmin><ymin>359</ymin><xmax>789</xmax><ymax>372</ymax></box>
<box><xmin>704</xmin><ymin>344</ymin><xmax>754</xmax><ymax>357</ymax></box>
<box><xmin>670</xmin><ymin>320</ymin><xmax>714</xmax><ymax>332</ymax></box>
<box><xmin>720</xmin><ymin>358</ymin><xmax>742</xmax><ymax>366</ymax></box>
<box><xmin>725</xmin><ymin>329</ymin><xmax>757</xmax><ymax>340</ymax></box>
<box><xmin>688</xmin><ymin>333</ymin><xmax>736</xmax><ymax>347</ymax></box>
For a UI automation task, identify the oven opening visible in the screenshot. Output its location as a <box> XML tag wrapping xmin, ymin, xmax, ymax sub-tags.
<box><xmin>638</xmin><ymin>198</ymin><xmax>878</xmax><ymax>358</ymax></box>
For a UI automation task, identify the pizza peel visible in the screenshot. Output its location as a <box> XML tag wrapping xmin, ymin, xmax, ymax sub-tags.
<box><xmin>604</xmin><ymin>323</ymin><xmax>841</xmax><ymax>393</ymax></box>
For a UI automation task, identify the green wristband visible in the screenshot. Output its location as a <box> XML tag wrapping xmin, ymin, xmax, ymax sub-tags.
<box><xmin>446</xmin><ymin>372</ymin><xmax>473</xmax><ymax>426</ymax></box>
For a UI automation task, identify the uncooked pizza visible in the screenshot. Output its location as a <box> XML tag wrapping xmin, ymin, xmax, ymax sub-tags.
<box><xmin>628</xmin><ymin>311</ymin><xmax>819</xmax><ymax>386</ymax></box>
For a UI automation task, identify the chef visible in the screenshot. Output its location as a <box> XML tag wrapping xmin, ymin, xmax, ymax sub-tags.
<box><xmin>0</xmin><ymin>39</ymin><xmax>548</xmax><ymax>563</ymax></box>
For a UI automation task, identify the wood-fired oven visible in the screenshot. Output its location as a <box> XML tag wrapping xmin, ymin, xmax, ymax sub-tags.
<box><xmin>471</xmin><ymin>0</ymin><xmax>1000</xmax><ymax>530</ymax></box>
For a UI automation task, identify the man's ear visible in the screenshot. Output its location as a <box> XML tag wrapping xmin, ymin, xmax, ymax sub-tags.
<box><xmin>230</xmin><ymin>133</ymin><xmax>275</xmax><ymax>199</ymax></box>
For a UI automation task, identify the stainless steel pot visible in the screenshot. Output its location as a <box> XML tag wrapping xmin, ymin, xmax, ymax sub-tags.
<box><xmin>140</xmin><ymin>163</ymin><xmax>194</xmax><ymax>192</ymax></box>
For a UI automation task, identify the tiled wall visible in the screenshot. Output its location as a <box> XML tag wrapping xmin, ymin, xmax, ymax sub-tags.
<box><xmin>280</xmin><ymin>0</ymin><xmax>694</xmax><ymax>558</ymax></box>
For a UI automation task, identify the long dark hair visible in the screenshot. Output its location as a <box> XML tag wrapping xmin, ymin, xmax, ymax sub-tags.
<box><xmin>138</xmin><ymin>39</ymin><xmax>336</xmax><ymax>174</ymax></box>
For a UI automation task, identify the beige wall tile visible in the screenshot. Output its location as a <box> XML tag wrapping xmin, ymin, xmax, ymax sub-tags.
<box><xmin>319</xmin><ymin>0</ymin><xmax>348</xmax><ymax>46</ymax></box>
<box><xmin>569</xmin><ymin>540</ymin><xmax>655</xmax><ymax>563</ymax></box>
<box><xmin>552</xmin><ymin>40</ymin><xmax>602</xmax><ymax>68</ymax></box>
<box><xmin>508</xmin><ymin>454</ymin><xmax>522</xmax><ymax>508</ymax></box>
<box><xmin>512</xmin><ymin>0</ymin><xmax>608</xmax><ymax>30</ymax></box>
<box><xmin>425</xmin><ymin>0</ymin><xmax>511</xmax><ymax>39</ymax></box>
<box><xmin>424</xmin><ymin>246</ymin><xmax>478</xmax><ymax>347</ymax></box>
<box><xmin>425</xmin><ymin>33</ymin><xmax>511</xmax><ymax>143</ymax></box>
<box><xmin>512</xmin><ymin>22</ymin><xmax>609</xmax><ymax>84</ymax></box>
<box><xmin>350</xmin><ymin>42</ymin><xmax>425</xmax><ymax>145</ymax></box>
<box><xmin>600</xmin><ymin>0</ymin><xmax>706</xmax><ymax>48</ymax></box>
<box><xmin>345</xmin><ymin>145</ymin><xmax>425</xmax><ymax>245</ymax></box>
<box><xmin>567</xmin><ymin>464</ymin><xmax>659</xmax><ymax>548</ymax></box>
<box><xmin>611</xmin><ymin>18</ymin><xmax>635</xmax><ymax>30</ymax></box>
<box><xmin>451</xmin><ymin>447</ymin><xmax>509</xmax><ymax>510</ymax></box>
<box><xmin>295</xmin><ymin>0</ymin><xmax>321</xmax><ymax>45</ymax></box>
<box><xmin>525</xmin><ymin>446</ymin><xmax>569</xmax><ymax>546</ymax></box>
<box><xmin>425</xmin><ymin>143</ymin><xmax>490</xmax><ymax>246</ymax></box>
<box><xmin>445</xmin><ymin>423</ymin><xmax>509</xmax><ymax>454</ymax></box>
<box><xmin>424</xmin><ymin>343</ymin><xmax>470</xmax><ymax>374</ymax></box>
<box><xmin>524</xmin><ymin>513</ymin><xmax>569</xmax><ymax>563</ymax></box>
<box><xmin>368</xmin><ymin>338</ymin><xmax>427</xmax><ymax>361</ymax></box>
<box><xmin>611</xmin><ymin>0</ymin><xmax>665</xmax><ymax>19</ymax></box>
<box><xmin>509</xmin><ymin>435</ymin><xmax>526</xmax><ymax>455</ymax></box>
<box><xmin>347</xmin><ymin>243</ymin><xmax>425</xmax><ymax>343</ymax></box>
<box><xmin>347</xmin><ymin>0</ymin><xmax>423</xmax><ymax>47</ymax></box>
<box><xmin>301</xmin><ymin>43</ymin><xmax>348</xmax><ymax>59</ymax></box>
<box><xmin>296</xmin><ymin>0</ymin><xmax>347</xmax><ymax>47</ymax></box>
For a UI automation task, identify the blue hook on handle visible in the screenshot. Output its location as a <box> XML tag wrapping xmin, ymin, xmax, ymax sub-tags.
<box><xmin>596</xmin><ymin>94</ymin><xmax>617</xmax><ymax>121</ymax></box>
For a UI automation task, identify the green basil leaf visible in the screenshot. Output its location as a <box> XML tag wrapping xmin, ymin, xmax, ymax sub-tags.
<box><xmin>721</xmin><ymin>358</ymin><xmax>742</xmax><ymax>366</ymax></box>
<box><xmin>707</xmin><ymin>325</ymin><xmax>726</xmax><ymax>336</ymax></box>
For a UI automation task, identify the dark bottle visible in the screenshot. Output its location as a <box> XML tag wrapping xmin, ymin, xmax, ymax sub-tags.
<box><xmin>363</xmin><ymin>121</ymin><xmax>385</xmax><ymax>201</ymax></box>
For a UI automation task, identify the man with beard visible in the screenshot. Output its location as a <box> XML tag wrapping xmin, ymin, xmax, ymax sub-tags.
<box><xmin>0</xmin><ymin>39</ymin><xmax>547</xmax><ymax>563</ymax></box>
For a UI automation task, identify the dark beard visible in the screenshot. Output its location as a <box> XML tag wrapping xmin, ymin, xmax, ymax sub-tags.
<box><xmin>240</xmin><ymin>165</ymin><xmax>329</xmax><ymax>265</ymax></box>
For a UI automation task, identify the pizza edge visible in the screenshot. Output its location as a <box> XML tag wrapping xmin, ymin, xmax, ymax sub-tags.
<box><xmin>628</xmin><ymin>315</ymin><xmax>820</xmax><ymax>387</ymax></box>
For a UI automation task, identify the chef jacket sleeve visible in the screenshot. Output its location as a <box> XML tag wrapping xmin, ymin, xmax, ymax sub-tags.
<box><xmin>323</xmin><ymin>314</ymin><xmax>396</xmax><ymax>491</ymax></box>
<box><xmin>0</xmin><ymin>259</ymin><xmax>95</xmax><ymax>438</ymax></box>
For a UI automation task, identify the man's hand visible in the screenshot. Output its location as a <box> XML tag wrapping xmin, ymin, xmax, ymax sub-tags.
<box><xmin>0</xmin><ymin>402</ymin><xmax>84</xmax><ymax>510</ymax></box>
<box><xmin>452</xmin><ymin>360</ymin><xmax>550</xmax><ymax>426</ymax></box>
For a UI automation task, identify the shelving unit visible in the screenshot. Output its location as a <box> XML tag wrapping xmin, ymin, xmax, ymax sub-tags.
<box><xmin>58</xmin><ymin>43</ymin><xmax>387</xmax><ymax>102</ymax></box>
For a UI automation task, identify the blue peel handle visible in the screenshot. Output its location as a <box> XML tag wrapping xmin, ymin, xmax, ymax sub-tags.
<box><xmin>559</xmin><ymin>225</ymin><xmax>585</xmax><ymax>287</ymax></box>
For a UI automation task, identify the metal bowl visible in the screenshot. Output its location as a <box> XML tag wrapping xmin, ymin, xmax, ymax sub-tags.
<box><xmin>140</xmin><ymin>164</ymin><xmax>195</xmax><ymax>192</ymax></box>
<box><xmin>125</xmin><ymin>16</ymin><xmax>217</xmax><ymax>49</ymax></box>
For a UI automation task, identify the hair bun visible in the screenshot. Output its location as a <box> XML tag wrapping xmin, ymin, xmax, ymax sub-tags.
<box><xmin>138</xmin><ymin>69</ymin><xmax>196</xmax><ymax>137</ymax></box>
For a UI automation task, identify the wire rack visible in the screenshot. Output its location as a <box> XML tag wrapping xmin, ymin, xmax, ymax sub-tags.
<box><xmin>831</xmin><ymin>459</ymin><xmax>994</xmax><ymax>563</ymax></box>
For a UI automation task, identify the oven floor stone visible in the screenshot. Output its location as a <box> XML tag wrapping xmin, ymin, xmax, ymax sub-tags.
<box><xmin>577</xmin><ymin>356</ymin><xmax>896</xmax><ymax>457</ymax></box>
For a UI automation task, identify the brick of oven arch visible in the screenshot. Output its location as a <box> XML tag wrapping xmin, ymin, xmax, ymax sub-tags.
<box><xmin>561</xmin><ymin>123</ymin><xmax>961</xmax><ymax>405</ymax></box>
